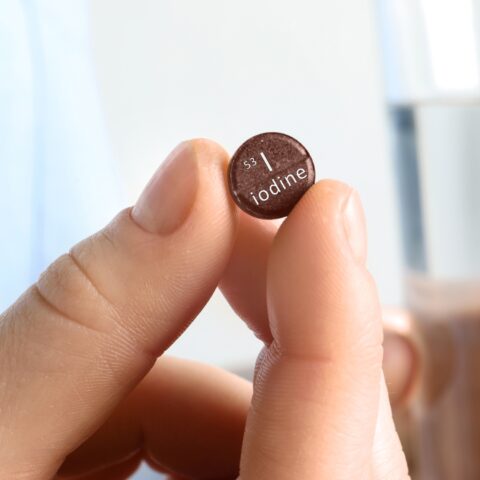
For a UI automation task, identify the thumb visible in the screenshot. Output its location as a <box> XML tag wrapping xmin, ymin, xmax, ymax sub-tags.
<box><xmin>0</xmin><ymin>140</ymin><xmax>236</xmax><ymax>479</ymax></box>
<box><xmin>240</xmin><ymin>180</ymin><xmax>408</xmax><ymax>479</ymax></box>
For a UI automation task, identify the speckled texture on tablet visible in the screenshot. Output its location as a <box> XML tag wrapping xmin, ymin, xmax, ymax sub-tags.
<box><xmin>228</xmin><ymin>132</ymin><xmax>315</xmax><ymax>219</ymax></box>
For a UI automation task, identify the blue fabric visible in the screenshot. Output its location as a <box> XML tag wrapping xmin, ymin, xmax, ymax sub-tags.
<box><xmin>0</xmin><ymin>0</ymin><xmax>122</xmax><ymax>309</ymax></box>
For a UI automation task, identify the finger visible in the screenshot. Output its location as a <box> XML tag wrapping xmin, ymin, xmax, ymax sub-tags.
<box><xmin>383</xmin><ymin>333</ymin><xmax>416</xmax><ymax>407</ymax></box>
<box><xmin>240</xmin><ymin>180</ymin><xmax>407</xmax><ymax>479</ymax></box>
<box><xmin>58</xmin><ymin>356</ymin><xmax>251</xmax><ymax>480</ymax></box>
<box><xmin>0</xmin><ymin>140</ymin><xmax>237</xmax><ymax>479</ymax></box>
<box><xmin>56</xmin><ymin>453</ymin><xmax>142</xmax><ymax>480</ymax></box>
<box><xmin>220</xmin><ymin>211</ymin><xmax>277</xmax><ymax>341</ymax></box>
<box><xmin>382</xmin><ymin>309</ymin><xmax>418</xmax><ymax>407</ymax></box>
<box><xmin>371</xmin><ymin>374</ymin><xmax>410</xmax><ymax>480</ymax></box>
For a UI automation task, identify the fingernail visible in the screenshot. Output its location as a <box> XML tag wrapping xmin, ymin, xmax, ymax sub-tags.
<box><xmin>342</xmin><ymin>189</ymin><xmax>367</xmax><ymax>263</ymax></box>
<box><xmin>132</xmin><ymin>142</ymin><xmax>198</xmax><ymax>234</ymax></box>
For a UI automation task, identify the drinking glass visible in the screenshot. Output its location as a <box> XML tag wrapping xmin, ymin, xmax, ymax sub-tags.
<box><xmin>376</xmin><ymin>1</ymin><xmax>480</xmax><ymax>478</ymax></box>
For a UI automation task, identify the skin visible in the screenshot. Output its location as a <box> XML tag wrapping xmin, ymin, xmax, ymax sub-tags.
<box><xmin>0</xmin><ymin>139</ymin><xmax>413</xmax><ymax>479</ymax></box>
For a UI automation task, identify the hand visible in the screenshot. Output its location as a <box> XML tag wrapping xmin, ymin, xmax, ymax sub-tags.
<box><xmin>0</xmin><ymin>139</ymin><xmax>410</xmax><ymax>479</ymax></box>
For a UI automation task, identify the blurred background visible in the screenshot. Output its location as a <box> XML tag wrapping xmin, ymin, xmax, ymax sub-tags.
<box><xmin>2</xmin><ymin>0</ymin><xmax>445</xmax><ymax>478</ymax></box>
<box><xmin>1</xmin><ymin>0</ymin><xmax>402</xmax><ymax>367</ymax></box>
<box><xmin>89</xmin><ymin>0</ymin><xmax>402</xmax><ymax>369</ymax></box>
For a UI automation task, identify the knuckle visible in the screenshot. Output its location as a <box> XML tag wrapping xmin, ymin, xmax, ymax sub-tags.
<box><xmin>36</xmin><ymin>253</ymin><xmax>118</xmax><ymax>335</ymax></box>
<box><xmin>35</xmin><ymin>251</ymin><xmax>156</xmax><ymax>361</ymax></box>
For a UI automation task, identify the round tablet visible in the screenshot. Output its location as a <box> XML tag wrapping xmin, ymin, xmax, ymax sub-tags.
<box><xmin>228</xmin><ymin>132</ymin><xmax>315</xmax><ymax>219</ymax></box>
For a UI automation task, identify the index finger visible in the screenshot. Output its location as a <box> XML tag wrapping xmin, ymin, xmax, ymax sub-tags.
<box><xmin>220</xmin><ymin>211</ymin><xmax>278</xmax><ymax>342</ymax></box>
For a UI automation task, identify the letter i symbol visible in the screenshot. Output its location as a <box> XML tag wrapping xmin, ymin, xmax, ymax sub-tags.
<box><xmin>260</xmin><ymin>152</ymin><xmax>273</xmax><ymax>172</ymax></box>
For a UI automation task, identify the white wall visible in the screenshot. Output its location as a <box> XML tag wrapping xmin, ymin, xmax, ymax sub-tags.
<box><xmin>88</xmin><ymin>0</ymin><xmax>402</xmax><ymax>371</ymax></box>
